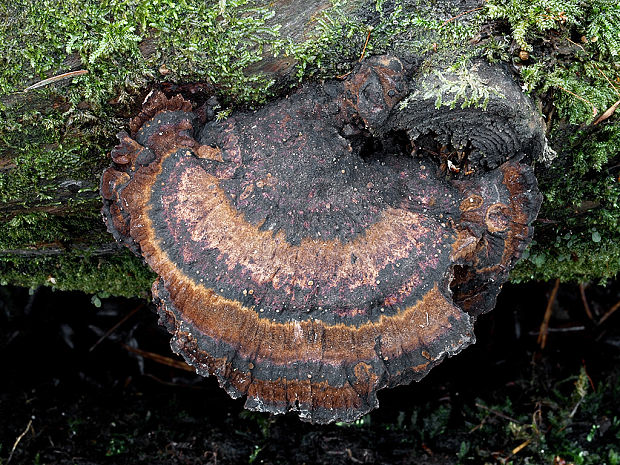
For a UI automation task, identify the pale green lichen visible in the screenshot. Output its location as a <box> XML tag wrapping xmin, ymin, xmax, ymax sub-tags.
<box><xmin>399</xmin><ymin>66</ymin><xmax>505</xmax><ymax>111</ymax></box>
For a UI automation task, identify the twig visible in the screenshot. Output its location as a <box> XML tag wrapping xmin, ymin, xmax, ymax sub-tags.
<box><xmin>475</xmin><ymin>402</ymin><xmax>524</xmax><ymax>425</ymax></box>
<box><xmin>358</xmin><ymin>27</ymin><xmax>373</xmax><ymax>62</ymax></box>
<box><xmin>511</xmin><ymin>439</ymin><xmax>532</xmax><ymax>456</ymax></box>
<box><xmin>469</xmin><ymin>417</ymin><xmax>486</xmax><ymax>433</ymax></box>
<box><xmin>593</xmin><ymin>98</ymin><xmax>620</xmax><ymax>126</ymax></box>
<box><xmin>599</xmin><ymin>298</ymin><xmax>620</xmax><ymax>325</ymax></box>
<box><xmin>563</xmin><ymin>37</ymin><xmax>618</xmax><ymax>125</ymax></box>
<box><xmin>7</xmin><ymin>419</ymin><xmax>33</xmax><ymax>464</ymax></box>
<box><xmin>346</xmin><ymin>448</ymin><xmax>364</xmax><ymax>464</ymax></box>
<box><xmin>143</xmin><ymin>374</ymin><xmax>207</xmax><ymax>389</ymax></box>
<box><xmin>579</xmin><ymin>284</ymin><xmax>594</xmax><ymax>321</ymax></box>
<box><xmin>569</xmin><ymin>396</ymin><xmax>584</xmax><ymax>419</ymax></box>
<box><xmin>497</xmin><ymin>438</ymin><xmax>533</xmax><ymax>464</ymax></box>
<box><xmin>565</xmin><ymin>36</ymin><xmax>587</xmax><ymax>52</ymax></box>
<box><xmin>590</xmin><ymin>61</ymin><xmax>620</xmax><ymax>97</ymax></box>
<box><xmin>538</xmin><ymin>279</ymin><xmax>560</xmax><ymax>349</ymax></box>
<box><xmin>23</xmin><ymin>69</ymin><xmax>88</xmax><ymax>92</ymax></box>
<box><xmin>532</xmin><ymin>404</ymin><xmax>543</xmax><ymax>434</ymax></box>
<box><xmin>441</xmin><ymin>7</ymin><xmax>484</xmax><ymax>27</ymax></box>
<box><xmin>528</xmin><ymin>326</ymin><xmax>586</xmax><ymax>335</ymax></box>
<box><xmin>120</xmin><ymin>343</ymin><xmax>195</xmax><ymax>372</ymax></box>
<box><xmin>421</xmin><ymin>443</ymin><xmax>434</xmax><ymax>456</ymax></box>
<box><xmin>545</xmin><ymin>105</ymin><xmax>555</xmax><ymax>134</ymax></box>
<box><xmin>556</xmin><ymin>85</ymin><xmax>598</xmax><ymax>118</ymax></box>
<box><xmin>89</xmin><ymin>304</ymin><xmax>143</xmax><ymax>352</ymax></box>
<box><xmin>337</xmin><ymin>26</ymin><xmax>373</xmax><ymax>77</ymax></box>
<box><xmin>582</xmin><ymin>360</ymin><xmax>596</xmax><ymax>392</ymax></box>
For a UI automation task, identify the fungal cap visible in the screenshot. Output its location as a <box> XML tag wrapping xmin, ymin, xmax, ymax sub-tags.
<box><xmin>101</xmin><ymin>57</ymin><xmax>541</xmax><ymax>423</ymax></box>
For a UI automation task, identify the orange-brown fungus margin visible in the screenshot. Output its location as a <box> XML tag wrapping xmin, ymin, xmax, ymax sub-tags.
<box><xmin>101</xmin><ymin>55</ymin><xmax>543</xmax><ymax>423</ymax></box>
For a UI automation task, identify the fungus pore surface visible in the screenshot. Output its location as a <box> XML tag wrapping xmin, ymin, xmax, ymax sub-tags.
<box><xmin>101</xmin><ymin>56</ymin><xmax>543</xmax><ymax>423</ymax></box>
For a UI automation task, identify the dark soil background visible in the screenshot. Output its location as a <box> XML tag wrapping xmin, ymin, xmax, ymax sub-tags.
<box><xmin>1</xmin><ymin>280</ymin><xmax>619</xmax><ymax>465</ymax></box>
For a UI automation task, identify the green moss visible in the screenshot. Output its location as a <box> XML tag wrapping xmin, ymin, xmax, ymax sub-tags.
<box><xmin>471</xmin><ymin>366</ymin><xmax>620</xmax><ymax>464</ymax></box>
<box><xmin>0</xmin><ymin>207</ymin><xmax>110</xmax><ymax>249</ymax></box>
<box><xmin>280</xmin><ymin>0</ymin><xmax>425</xmax><ymax>81</ymax></box>
<box><xmin>520</xmin><ymin>59</ymin><xmax>619</xmax><ymax>125</ymax></box>
<box><xmin>0</xmin><ymin>0</ymin><xmax>283</xmax><ymax>105</ymax></box>
<box><xmin>485</xmin><ymin>0</ymin><xmax>584</xmax><ymax>52</ymax></box>
<box><xmin>512</xmin><ymin>126</ymin><xmax>620</xmax><ymax>283</ymax></box>
<box><xmin>283</xmin><ymin>0</ymin><xmax>370</xmax><ymax>81</ymax></box>
<box><xmin>478</xmin><ymin>0</ymin><xmax>620</xmax><ymax>282</ymax></box>
<box><xmin>282</xmin><ymin>0</ymin><xmax>484</xmax><ymax>81</ymax></box>
<box><xmin>0</xmin><ymin>249</ymin><xmax>154</xmax><ymax>297</ymax></box>
<box><xmin>0</xmin><ymin>0</ymin><xmax>292</xmax><ymax>206</ymax></box>
<box><xmin>0</xmin><ymin>103</ymin><xmax>112</xmax><ymax>204</ymax></box>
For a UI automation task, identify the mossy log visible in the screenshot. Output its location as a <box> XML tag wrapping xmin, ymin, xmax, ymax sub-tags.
<box><xmin>1</xmin><ymin>0</ymin><xmax>618</xmax><ymax>296</ymax></box>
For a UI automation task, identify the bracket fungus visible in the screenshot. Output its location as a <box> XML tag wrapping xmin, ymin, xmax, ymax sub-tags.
<box><xmin>101</xmin><ymin>56</ymin><xmax>543</xmax><ymax>423</ymax></box>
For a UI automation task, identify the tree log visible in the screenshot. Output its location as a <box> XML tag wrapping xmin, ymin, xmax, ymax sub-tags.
<box><xmin>1</xmin><ymin>0</ymin><xmax>617</xmax><ymax>296</ymax></box>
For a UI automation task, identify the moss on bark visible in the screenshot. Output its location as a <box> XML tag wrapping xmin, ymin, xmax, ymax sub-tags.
<box><xmin>1</xmin><ymin>0</ymin><xmax>618</xmax><ymax>296</ymax></box>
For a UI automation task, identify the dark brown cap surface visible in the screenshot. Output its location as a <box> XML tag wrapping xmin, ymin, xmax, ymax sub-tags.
<box><xmin>101</xmin><ymin>56</ymin><xmax>542</xmax><ymax>423</ymax></box>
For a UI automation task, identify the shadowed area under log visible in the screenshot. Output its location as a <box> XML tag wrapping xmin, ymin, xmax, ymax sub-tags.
<box><xmin>101</xmin><ymin>55</ymin><xmax>543</xmax><ymax>423</ymax></box>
